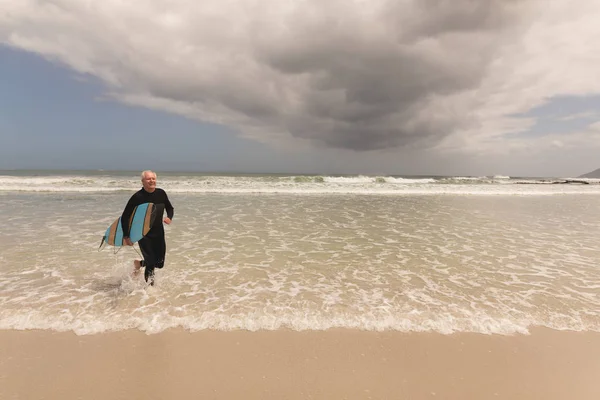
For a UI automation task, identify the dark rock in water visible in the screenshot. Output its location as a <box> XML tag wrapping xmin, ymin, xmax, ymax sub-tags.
<box><xmin>553</xmin><ymin>180</ymin><xmax>589</xmax><ymax>184</ymax></box>
<box><xmin>578</xmin><ymin>168</ymin><xmax>600</xmax><ymax>178</ymax></box>
<box><xmin>516</xmin><ymin>179</ymin><xmax>589</xmax><ymax>184</ymax></box>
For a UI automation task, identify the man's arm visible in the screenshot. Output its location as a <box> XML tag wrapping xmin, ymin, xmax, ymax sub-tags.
<box><xmin>162</xmin><ymin>190</ymin><xmax>174</xmax><ymax>224</ymax></box>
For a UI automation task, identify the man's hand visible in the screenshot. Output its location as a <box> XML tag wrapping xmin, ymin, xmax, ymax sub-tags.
<box><xmin>164</xmin><ymin>217</ymin><xmax>172</xmax><ymax>225</ymax></box>
<box><xmin>124</xmin><ymin>237</ymin><xmax>133</xmax><ymax>246</ymax></box>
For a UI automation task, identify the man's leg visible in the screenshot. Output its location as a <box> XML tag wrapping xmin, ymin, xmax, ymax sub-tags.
<box><xmin>144</xmin><ymin>264</ymin><xmax>156</xmax><ymax>286</ymax></box>
<box><xmin>133</xmin><ymin>259</ymin><xmax>143</xmax><ymax>275</ymax></box>
<box><xmin>138</xmin><ymin>237</ymin><xmax>160</xmax><ymax>285</ymax></box>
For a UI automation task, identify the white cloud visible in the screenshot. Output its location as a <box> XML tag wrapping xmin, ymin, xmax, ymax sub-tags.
<box><xmin>589</xmin><ymin>121</ymin><xmax>600</xmax><ymax>131</ymax></box>
<box><xmin>558</xmin><ymin>111</ymin><xmax>600</xmax><ymax>121</ymax></box>
<box><xmin>2</xmin><ymin>0</ymin><xmax>600</xmax><ymax>158</ymax></box>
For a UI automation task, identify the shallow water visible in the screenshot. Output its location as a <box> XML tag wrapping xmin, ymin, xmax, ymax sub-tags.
<box><xmin>1</xmin><ymin>172</ymin><xmax>599</xmax><ymax>334</ymax></box>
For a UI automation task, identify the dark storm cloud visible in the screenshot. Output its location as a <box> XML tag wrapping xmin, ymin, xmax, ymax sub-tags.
<box><xmin>239</xmin><ymin>0</ymin><xmax>530</xmax><ymax>150</ymax></box>
<box><xmin>2</xmin><ymin>0</ymin><xmax>533</xmax><ymax>151</ymax></box>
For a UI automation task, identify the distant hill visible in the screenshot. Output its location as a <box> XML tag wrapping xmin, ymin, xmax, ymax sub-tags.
<box><xmin>578</xmin><ymin>168</ymin><xmax>600</xmax><ymax>178</ymax></box>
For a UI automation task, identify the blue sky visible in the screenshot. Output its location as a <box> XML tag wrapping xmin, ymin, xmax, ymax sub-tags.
<box><xmin>2</xmin><ymin>1</ymin><xmax>600</xmax><ymax>177</ymax></box>
<box><xmin>0</xmin><ymin>47</ymin><xmax>286</xmax><ymax>173</ymax></box>
<box><xmin>0</xmin><ymin>46</ymin><xmax>407</xmax><ymax>175</ymax></box>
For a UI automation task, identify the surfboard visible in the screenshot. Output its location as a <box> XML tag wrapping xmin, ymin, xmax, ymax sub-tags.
<box><xmin>100</xmin><ymin>202</ymin><xmax>165</xmax><ymax>248</ymax></box>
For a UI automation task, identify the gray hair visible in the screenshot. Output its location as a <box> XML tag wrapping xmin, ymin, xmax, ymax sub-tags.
<box><xmin>140</xmin><ymin>170</ymin><xmax>157</xmax><ymax>180</ymax></box>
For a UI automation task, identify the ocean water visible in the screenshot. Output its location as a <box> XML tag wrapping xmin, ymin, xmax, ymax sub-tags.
<box><xmin>1</xmin><ymin>170</ymin><xmax>599</xmax><ymax>335</ymax></box>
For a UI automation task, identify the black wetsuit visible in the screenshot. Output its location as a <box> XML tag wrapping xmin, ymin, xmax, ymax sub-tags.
<box><xmin>121</xmin><ymin>188</ymin><xmax>174</xmax><ymax>283</ymax></box>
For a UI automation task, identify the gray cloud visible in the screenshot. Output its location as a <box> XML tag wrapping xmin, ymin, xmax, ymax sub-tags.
<box><xmin>242</xmin><ymin>0</ymin><xmax>529</xmax><ymax>150</ymax></box>
<box><xmin>3</xmin><ymin>0</ymin><xmax>599</xmax><ymax>156</ymax></box>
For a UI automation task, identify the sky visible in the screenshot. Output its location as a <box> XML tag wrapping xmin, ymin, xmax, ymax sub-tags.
<box><xmin>1</xmin><ymin>0</ymin><xmax>600</xmax><ymax>177</ymax></box>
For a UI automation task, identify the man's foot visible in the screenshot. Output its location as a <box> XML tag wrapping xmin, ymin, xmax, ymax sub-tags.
<box><xmin>144</xmin><ymin>267</ymin><xmax>155</xmax><ymax>286</ymax></box>
<box><xmin>132</xmin><ymin>260</ymin><xmax>142</xmax><ymax>276</ymax></box>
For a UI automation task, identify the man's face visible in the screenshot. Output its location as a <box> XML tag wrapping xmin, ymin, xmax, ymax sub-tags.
<box><xmin>142</xmin><ymin>172</ymin><xmax>157</xmax><ymax>191</ymax></box>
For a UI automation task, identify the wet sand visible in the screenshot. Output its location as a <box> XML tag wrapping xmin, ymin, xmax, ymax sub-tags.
<box><xmin>1</xmin><ymin>328</ymin><xmax>599</xmax><ymax>400</ymax></box>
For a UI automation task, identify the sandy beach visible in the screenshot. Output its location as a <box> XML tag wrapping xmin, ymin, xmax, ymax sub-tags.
<box><xmin>1</xmin><ymin>328</ymin><xmax>599</xmax><ymax>400</ymax></box>
<box><xmin>2</xmin><ymin>177</ymin><xmax>600</xmax><ymax>400</ymax></box>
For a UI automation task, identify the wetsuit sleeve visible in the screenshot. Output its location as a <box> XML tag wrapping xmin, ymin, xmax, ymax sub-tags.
<box><xmin>163</xmin><ymin>190</ymin><xmax>174</xmax><ymax>220</ymax></box>
<box><xmin>120</xmin><ymin>193</ymin><xmax>141</xmax><ymax>237</ymax></box>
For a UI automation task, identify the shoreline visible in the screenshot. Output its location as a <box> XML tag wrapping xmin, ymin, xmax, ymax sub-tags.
<box><xmin>2</xmin><ymin>327</ymin><xmax>599</xmax><ymax>400</ymax></box>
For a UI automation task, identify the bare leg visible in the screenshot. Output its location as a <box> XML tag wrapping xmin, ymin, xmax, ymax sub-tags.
<box><xmin>132</xmin><ymin>260</ymin><xmax>142</xmax><ymax>277</ymax></box>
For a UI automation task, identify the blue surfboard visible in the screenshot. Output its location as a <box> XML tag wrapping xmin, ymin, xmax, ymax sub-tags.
<box><xmin>101</xmin><ymin>203</ymin><xmax>164</xmax><ymax>247</ymax></box>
